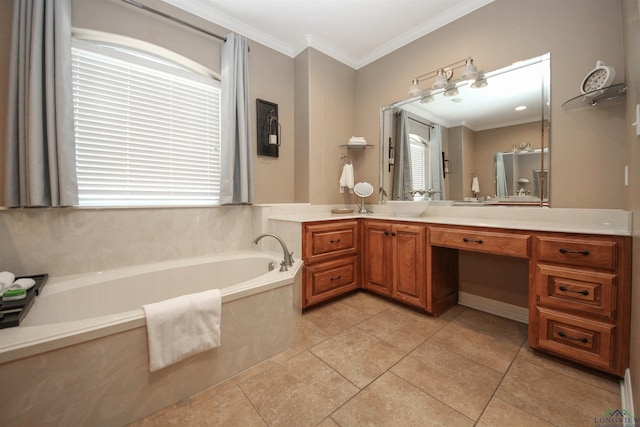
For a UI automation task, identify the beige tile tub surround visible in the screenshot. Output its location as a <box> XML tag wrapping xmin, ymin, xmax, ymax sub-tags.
<box><xmin>1</xmin><ymin>279</ymin><xmax>300</xmax><ymax>427</ymax></box>
<box><xmin>131</xmin><ymin>292</ymin><xmax>622</xmax><ymax>427</ymax></box>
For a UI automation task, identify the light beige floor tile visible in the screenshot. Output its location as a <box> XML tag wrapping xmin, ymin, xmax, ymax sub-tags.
<box><xmin>269</xmin><ymin>317</ymin><xmax>333</xmax><ymax>364</ymax></box>
<box><xmin>316</xmin><ymin>417</ymin><xmax>341</xmax><ymax>427</ymax></box>
<box><xmin>339</xmin><ymin>291</ymin><xmax>396</xmax><ymax>315</ymax></box>
<box><xmin>331</xmin><ymin>372</ymin><xmax>474</xmax><ymax>427</ymax></box>
<box><xmin>131</xmin><ymin>398</ymin><xmax>191</xmax><ymax>426</ymax></box>
<box><xmin>476</xmin><ymin>398</ymin><xmax>556</xmax><ymax>427</ymax></box>
<box><xmin>303</xmin><ymin>300</ymin><xmax>372</xmax><ymax>336</ymax></box>
<box><xmin>516</xmin><ymin>344</ymin><xmax>621</xmax><ymax>395</ymax></box>
<box><xmin>357</xmin><ymin>308</ymin><xmax>443</xmax><ymax>352</ymax></box>
<box><xmin>188</xmin><ymin>387</ymin><xmax>267</xmax><ymax>426</ymax></box>
<box><xmin>429</xmin><ymin>308</ymin><xmax>527</xmax><ymax>372</ymax></box>
<box><xmin>240</xmin><ymin>351</ymin><xmax>359</xmax><ymax>427</ymax></box>
<box><xmin>310</xmin><ymin>326</ymin><xmax>406</xmax><ymax>388</ymax></box>
<box><xmin>188</xmin><ymin>359</ymin><xmax>278</xmax><ymax>406</ymax></box>
<box><xmin>496</xmin><ymin>357</ymin><xmax>621</xmax><ymax>427</ymax></box>
<box><xmin>392</xmin><ymin>341</ymin><xmax>502</xmax><ymax>420</ymax></box>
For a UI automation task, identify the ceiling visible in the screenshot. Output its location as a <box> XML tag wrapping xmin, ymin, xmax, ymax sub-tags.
<box><xmin>161</xmin><ymin>0</ymin><xmax>495</xmax><ymax>69</ymax></box>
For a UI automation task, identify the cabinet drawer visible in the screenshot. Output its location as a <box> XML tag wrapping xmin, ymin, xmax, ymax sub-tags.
<box><xmin>429</xmin><ymin>227</ymin><xmax>530</xmax><ymax>258</ymax></box>
<box><xmin>304</xmin><ymin>256</ymin><xmax>359</xmax><ymax>307</ymax></box>
<box><xmin>536</xmin><ymin>235</ymin><xmax>617</xmax><ymax>270</ymax></box>
<box><xmin>303</xmin><ymin>221</ymin><xmax>358</xmax><ymax>263</ymax></box>
<box><xmin>536</xmin><ymin>308</ymin><xmax>614</xmax><ymax>371</ymax></box>
<box><xmin>536</xmin><ymin>264</ymin><xmax>616</xmax><ymax>320</ymax></box>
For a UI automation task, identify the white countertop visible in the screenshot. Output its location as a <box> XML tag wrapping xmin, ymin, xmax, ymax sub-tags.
<box><xmin>262</xmin><ymin>204</ymin><xmax>631</xmax><ymax>236</ymax></box>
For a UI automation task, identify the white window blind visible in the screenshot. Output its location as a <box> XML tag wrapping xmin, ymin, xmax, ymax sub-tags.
<box><xmin>409</xmin><ymin>134</ymin><xmax>426</xmax><ymax>192</ymax></box>
<box><xmin>71</xmin><ymin>39</ymin><xmax>221</xmax><ymax>206</ymax></box>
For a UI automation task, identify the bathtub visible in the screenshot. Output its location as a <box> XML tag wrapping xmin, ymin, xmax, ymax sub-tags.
<box><xmin>0</xmin><ymin>251</ymin><xmax>302</xmax><ymax>426</ymax></box>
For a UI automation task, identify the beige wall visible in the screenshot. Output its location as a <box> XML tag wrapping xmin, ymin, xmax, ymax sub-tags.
<box><xmin>622</xmin><ymin>0</ymin><xmax>640</xmax><ymax>413</ymax></box>
<box><xmin>294</xmin><ymin>50</ymin><xmax>310</xmax><ymax>202</ymax></box>
<box><xmin>355</xmin><ymin>0</ymin><xmax>625</xmax><ymax>209</ymax></box>
<box><xmin>305</xmin><ymin>48</ymin><xmax>357</xmax><ymax>205</ymax></box>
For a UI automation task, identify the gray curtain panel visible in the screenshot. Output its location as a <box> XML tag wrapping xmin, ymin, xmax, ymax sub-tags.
<box><xmin>220</xmin><ymin>33</ymin><xmax>253</xmax><ymax>205</ymax></box>
<box><xmin>392</xmin><ymin>110</ymin><xmax>413</xmax><ymax>201</ymax></box>
<box><xmin>4</xmin><ymin>0</ymin><xmax>77</xmax><ymax>207</ymax></box>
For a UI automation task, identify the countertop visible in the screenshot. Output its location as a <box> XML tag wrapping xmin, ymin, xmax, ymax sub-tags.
<box><xmin>263</xmin><ymin>204</ymin><xmax>632</xmax><ymax>236</ymax></box>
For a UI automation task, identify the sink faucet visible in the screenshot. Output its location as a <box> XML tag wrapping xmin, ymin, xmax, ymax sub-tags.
<box><xmin>252</xmin><ymin>233</ymin><xmax>294</xmax><ymax>271</ymax></box>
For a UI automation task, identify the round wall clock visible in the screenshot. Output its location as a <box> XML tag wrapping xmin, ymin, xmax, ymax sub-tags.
<box><xmin>580</xmin><ymin>60</ymin><xmax>615</xmax><ymax>98</ymax></box>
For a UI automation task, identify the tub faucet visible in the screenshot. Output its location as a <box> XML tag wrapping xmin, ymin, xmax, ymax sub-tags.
<box><xmin>252</xmin><ymin>233</ymin><xmax>294</xmax><ymax>271</ymax></box>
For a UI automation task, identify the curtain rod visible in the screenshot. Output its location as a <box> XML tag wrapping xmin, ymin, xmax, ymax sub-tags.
<box><xmin>121</xmin><ymin>0</ymin><xmax>227</xmax><ymax>42</ymax></box>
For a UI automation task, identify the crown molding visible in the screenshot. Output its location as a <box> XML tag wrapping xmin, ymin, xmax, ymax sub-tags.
<box><xmin>160</xmin><ymin>0</ymin><xmax>294</xmax><ymax>57</ymax></box>
<box><xmin>161</xmin><ymin>0</ymin><xmax>495</xmax><ymax>69</ymax></box>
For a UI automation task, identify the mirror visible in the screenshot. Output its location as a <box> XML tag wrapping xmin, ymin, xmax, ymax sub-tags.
<box><xmin>380</xmin><ymin>53</ymin><xmax>550</xmax><ymax>205</ymax></box>
<box><xmin>354</xmin><ymin>181</ymin><xmax>374</xmax><ymax>213</ymax></box>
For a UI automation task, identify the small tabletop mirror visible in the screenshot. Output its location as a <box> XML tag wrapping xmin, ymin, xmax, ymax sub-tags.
<box><xmin>354</xmin><ymin>182</ymin><xmax>374</xmax><ymax>213</ymax></box>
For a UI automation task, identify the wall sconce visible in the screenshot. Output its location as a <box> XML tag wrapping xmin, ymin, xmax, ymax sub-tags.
<box><xmin>511</xmin><ymin>141</ymin><xmax>533</xmax><ymax>153</ymax></box>
<box><xmin>256</xmin><ymin>99</ymin><xmax>280</xmax><ymax>157</ymax></box>
<box><xmin>408</xmin><ymin>57</ymin><xmax>485</xmax><ymax>98</ymax></box>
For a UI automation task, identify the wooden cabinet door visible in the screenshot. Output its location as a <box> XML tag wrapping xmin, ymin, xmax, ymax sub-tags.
<box><xmin>392</xmin><ymin>223</ymin><xmax>426</xmax><ymax>308</ymax></box>
<box><xmin>362</xmin><ymin>220</ymin><xmax>392</xmax><ymax>296</ymax></box>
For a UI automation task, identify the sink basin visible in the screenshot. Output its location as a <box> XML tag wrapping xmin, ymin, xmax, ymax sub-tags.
<box><xmin>386</xmin><ymin>201</ymin><xmax>429</xmax><ymax>217</ymax></box>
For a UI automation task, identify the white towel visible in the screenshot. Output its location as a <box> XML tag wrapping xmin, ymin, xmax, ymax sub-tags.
<box><xmin>339</xmin><ymin>163</ymin><xmax>355</xmax><ymax>193</ymax></box>
<box><xmin>471</xmin><ymin>176</ymin><xmax>480</xmax><ymax>194</ymax></box>
<box><xmin>142</xmin><ymin>289</ymin><xmax>221</xmax><ymax>372</ymax></box>
<box><xmin>347</xmin><ymin>136</ymin><xmax>367</xmax><ymax>146</ymax></box>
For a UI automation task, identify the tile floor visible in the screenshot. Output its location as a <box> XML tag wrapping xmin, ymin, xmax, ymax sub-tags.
<box><xmin>129</xmin><ymin>292</ymin><xmax>621</xmax><ymax>427</ymax></box>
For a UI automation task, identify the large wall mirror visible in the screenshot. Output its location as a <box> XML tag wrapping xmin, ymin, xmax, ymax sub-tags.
<box><xmin>379</xmin><ymin>53</ymin><xmax>550</xmax><ymax>206</ymax></box>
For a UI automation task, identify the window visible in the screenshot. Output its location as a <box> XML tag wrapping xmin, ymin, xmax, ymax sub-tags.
<box><xmin>409</xmin><ymin>134</ymin><xmax>428</xmax><ymax>195</ymax></box>
<box><xmin>71</xmin><ymin>38</ymin><xmax>221</xmax><ymax>206</ymax></box>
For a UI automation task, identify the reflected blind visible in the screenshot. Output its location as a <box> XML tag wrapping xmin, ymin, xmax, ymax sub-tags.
<box><xmin>71</xmin><ymin>39</ymin><xmax>221</xmax><ymax>206</ymax></box>
<box><xmin>409</xmin><ymin>136</ymin><xmax>426</xmax><ymax>191</ymax></box>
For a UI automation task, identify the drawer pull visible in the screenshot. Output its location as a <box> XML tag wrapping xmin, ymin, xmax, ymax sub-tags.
<box><xmin>329</xmin><ymin>239</ymin><xmax>342</xmax><ymax>244</ymax></box>
<box><xmin>559</xmin><ymin>248</ymin><xmax>590</xmax><ymax>256</ymax></box>
<box><xmin>558</xmin><ymin>285</ymin><xmax>589</xmax><ymax>296</ymax></box>
<box><xmin>462</xmin><ymin>237</ymin><xmax>483</xmax><ymax>244</ymax></box>
<box><xmin>558</xmin><ymin>331</ymin><xmax>588</xmax><ymax>343</ymax></box>
<box><xmin>330</xmin><ymin>275</ymin><xmax>342</xmax><ymax>281</ymax></box>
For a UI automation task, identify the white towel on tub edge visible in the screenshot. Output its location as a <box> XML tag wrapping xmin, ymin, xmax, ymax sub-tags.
<box><xmin>142</xmin><ymin>289</ymin><xmax>221</xmax><ymax>372</ymax></box>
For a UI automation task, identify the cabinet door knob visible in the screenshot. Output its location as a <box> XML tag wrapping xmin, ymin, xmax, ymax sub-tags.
<box><xmin>559</xmin><ymin>248</ymin><xmax>589</xmax><ymax>256</ymax></box>
<box><xmin>391</xmin><ymin>231</ymin><xmax>396</xmax><ymax>236</ymax></box>
<box><xmin>558</xmin><ymin>286</ymin><xmax>589</xmax><ymax>296</ymax></box>
<box><xmin>558</xmin><ymin>331</ymin><xmax>588</xmax><ymax>343</ymax></box>
<box><xmin>384</xmin><ymin>231</ymin><xmax>389</xmax><ymax>235</ymax></box>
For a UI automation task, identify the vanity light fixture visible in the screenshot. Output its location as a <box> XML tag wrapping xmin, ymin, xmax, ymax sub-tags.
<box><xmin>420</xmin><ymin>92</ymin><xmax>435</xmax><ymax>103</ymax></box>
<box><xmin>443</xmin><ymin>84</ymin><xmax>459</xmax><ymax>97</ymax></box>
<box><xmin>408</xmin><ymin>57</ymin><xmax>484</xmax><ymax>98</ymax></box>
<box><xmin>515</xmin><ymin>105</ymin><xmax>527</xmax><ymax>111</ymax></box>
<box><xmin>471</xmin><ymin>73</ymin><xmax>488</xmax><ymax>88</ymax></box>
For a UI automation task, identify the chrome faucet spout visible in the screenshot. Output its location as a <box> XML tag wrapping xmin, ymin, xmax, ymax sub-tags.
<box><xmin>252</xmin><ymin>233</ymin><xmax>294</xmax><ymax>270</ymax></box>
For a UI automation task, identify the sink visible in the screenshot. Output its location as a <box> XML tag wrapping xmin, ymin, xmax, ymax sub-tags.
<box><xmin>386</xmin><ymin>201</ymin><xmax>429</xmax><ymax>217</ymax></box>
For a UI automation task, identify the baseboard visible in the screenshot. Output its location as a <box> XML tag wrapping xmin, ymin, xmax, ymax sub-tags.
<box><xmin>621</xmin><ymin>368</ymin><xmax>635</xmax><ymax>424</ymax></box>
<box><xmin>457</xmin><ymin>291</ymin><xmax>529</xmax><ymax>324</ymax></box>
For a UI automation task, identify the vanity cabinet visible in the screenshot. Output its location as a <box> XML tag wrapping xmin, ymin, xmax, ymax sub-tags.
<box><xmin>530</xmin><ymin>233</ymin><xmax>631</xmax><ymax>377</ymax></box>
<box><xmin>302</xmin><ymin>220</ymin><xmax>359</xmax><ymax>308</ymax></box>
<box><xmin>362</xmin><ymin>220</ymin><xmax>426</xmax><ymax>309</ymax></box>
